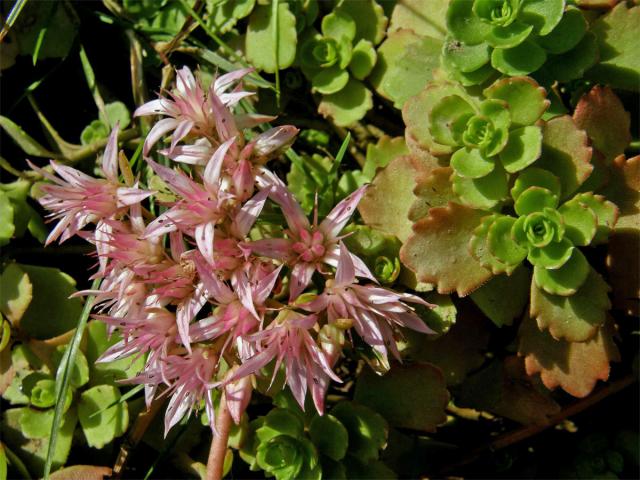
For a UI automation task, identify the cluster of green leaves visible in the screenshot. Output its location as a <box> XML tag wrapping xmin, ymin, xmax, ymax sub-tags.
<box><xmin>444</xmin><ymin>0</ymin><xmax>597</xmax><ymax>84</ymax></box>
<box><xmin>237</xmin><ymin>392</ymin><xmax>393</xmax><ymax>480</ymax></box>
<box><xmin>0</xmin><ymin>262</ymin><xmax>138</xmax><ymax>476</ymax></box>
<box><xmin>471</xmin><ymin>172</ymin><xmax>617</xmax><ymax>296</ymax></box>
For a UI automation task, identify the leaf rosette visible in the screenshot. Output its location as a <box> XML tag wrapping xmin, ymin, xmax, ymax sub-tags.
<box><xmin>444</xmin><ymin>0</ymin><xmax>597</xmax><ymax>84</ymax></box>
<box><xmin>470</xmin><ymin>167</ymin><xmax>618</xmax><ymax>295</ymax></box>
<box><xmin>405</xmin><ymin>76</ymin><xmax>548</xmax><ymax>208</ymax></box>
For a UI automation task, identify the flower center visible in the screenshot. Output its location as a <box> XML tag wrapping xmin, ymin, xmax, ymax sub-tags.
<box><xmin>292</xmin><ymin>229</ymin><xmax>326</xmax><ymax>263</ymax></box>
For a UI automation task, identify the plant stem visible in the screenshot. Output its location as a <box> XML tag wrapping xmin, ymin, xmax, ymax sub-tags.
<box><xmin>206</xmin><ymin>394</ymin><xmax>233</xmax><ymax>480</ymax></box>
<box><xmin>436</xmin><ymin>374</ymin><xmax>637</xmax><ymax>476</ymax></box>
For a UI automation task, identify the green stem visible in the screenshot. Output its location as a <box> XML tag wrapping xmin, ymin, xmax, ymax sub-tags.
<box><xmin>43</xmin><ymin>277</ymin><xmax>101</xmax><ymax>479</ymax></box>
<box><xmin>272</xmin><ymin>0</ymin><xmax>281</xmax><ymax>107</ymax></box>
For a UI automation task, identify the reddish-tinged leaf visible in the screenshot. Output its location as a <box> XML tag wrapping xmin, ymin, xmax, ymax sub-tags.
<box><xmin>518</xmin><ymin>316</ymin><xmax>620</xmax><ymax>398</ymax></box>
<box><xmin>457</xmin><ymin>356</ymin><xmax>561</xmax><ymax>426</ymax></box>
<box><xmin>471</xmin><ymin>266</ymin><xmax>530</xmax><ymax>327</ymax></box>
<box><xmin>602</xmin><ymin>155</ymin><xmax>640</xmax><ymax>315</ymax></box>
<box><xmin>354</xmin><ymin>362</ymin><xmax>449</xmax><ymax>432</ymax></box>
<box><xmin>530</xmin><ymin>268</ymin><xmax>610</xmax><ymax>342</ymax></box>
<box><xmin>50</xmin><ymin>465</ymin><xmax>112</xmax><ymax>480</ymax></box>
<box><xmin>359</xmin><ymin>153</ymin><xmax>439</xmax><ymax>243</ymax></box>
<box><xmin>573</xmin><ymin>85</ymin><xmax>631</xmax><ymax>163</ymax></box>
<box><xmin>536</xmin><ymin>116</ymin><xmax>593</xmax><ymax>199</ymax></box>
<box><xmin>408</xmin><ymin>166</ymin><xmax>455</xmax><ymax>222</ymax></box>
<box><xmin>400</xmin><ymin>202</ymin><xmax>493</xmax><ymax>296</ymax></box>
<box><xmin>576</xmin><ymin>0</ymin><xmax>619</xmax><ymax>9</ymax></box>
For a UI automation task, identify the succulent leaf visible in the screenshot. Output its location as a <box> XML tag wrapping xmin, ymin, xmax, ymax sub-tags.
<box><xmin>452</xmin><ymin>166</ymin><xmax>509</xmax><ymax>209</ymax></box>
<box><xmin>533</xmin><ymin>247</ymin><xmax>590</xmax><ymax>296</ymax></box>
<box><xmin>518</xmin><ymin>317</ymin><xmax>619</xmax><ymax>398</ymax></box>
<box><xmin>483</xmin><ymin>76</ymin><xmax>548</xmax><ymax>127</ymax></box>
<box><xmin>531</xmin><ymin>268</ymin><xmax>611</xmax><ymax>342</ymax></box>
<box><xmin>499</xmin><ymin>125</ymin><xmax>542</xmax><ymax>173</ymax></box>
<box><xmin>401</xmin><ymin>202</ymin><xmax>493</xmax><ymax>295</ymax></box>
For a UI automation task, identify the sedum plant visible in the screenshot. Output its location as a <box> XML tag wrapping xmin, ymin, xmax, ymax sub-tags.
<box><xmin>444</xmin><ymin>0</ymin><xmax>597</xmax><ymax>84</ymax></box>
<box><xmin>470</xmin><ymin>168</ymin><xmax>618</xmax><ymax>296</ymax></box>
<box><xmin>299</xmin><ymin>0</ymin><xmax>387</xmax><ymax>126</ymax></box>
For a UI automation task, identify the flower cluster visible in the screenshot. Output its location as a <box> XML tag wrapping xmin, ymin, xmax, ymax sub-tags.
<box><xmin>30</xmin><ymin>66</ymin><xmax>433</xmax><ymax>435</ymax></box>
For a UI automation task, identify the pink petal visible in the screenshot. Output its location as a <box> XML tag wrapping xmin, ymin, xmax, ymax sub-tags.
<box><xmin>290</xmin><ymin>263</ymin><xmax>316</xmax><ymax>300</ymax></box>
<box><xmin>143</xmin><ymin>118</ymin><xmax>178</xmax><ymax>156</ymax></box>
<box><xmin>133</xmin><ymin>98</ymin><xmax>175</xmax><ymax>117</ymax></box>
<box><xmin>248</xmin><ymin>238</ymin><xmax>293</xmax><ymax>261</ymax></box>
<box><xmin>254</xmin><ymin>265</ymin><xmax>283</xmax><ymax>305</ymax></box>
<box><xmin>203</xmin><ymin>137</ymin><xmax>235</xmax><ymax>193</ymax></box>
<box><xmin>214</xmin><ymin>68</ymin><xmax>253</xmax><ymax>94</ymax></box>
<box><xmin>232</xmin><ymin>188</ymin><xmax>269</xmax><ymax>238</ymax></box>
<box><xmin>169</xmin><ymin>119</ymin><xmax>195</xmax><ymax>152</ymax></box>
<box><xmin>268</xmin><ymin>182</ymin><xmax>310</xmax><ymax>234</ymax></box>
<box><xmin>147</xmin><ymin>159</ymin><xmax>200</xmax><ymax>200</ymax></box>
<box><xmin>320</xmin><ymin>185</ymin><xmax>368</xmax><ymax>238</ymax></box>
<box><xmin>195</xmin><ymin>221</ymin><xmax>216</xmax><ymax>265</ymax></box>
<box><xmin>252</xmin><ymin>126</ymin><xmax>299</xmax><ymax>158</ymax></box>
<box><xmin>116</xmin><ymin>187</ymin><xmax>153</xmax><ymax>207</ymax></box>
<box><xmin>224</xmin><ymin>374</ymin><xmax>252</xmax><ymax>425</ymax></box>
<box><xmin>334</xmin><ymin>242</ymin><xmax>356</xmax><ymax>287</ymax></box>
<box><xmin>102</xmin><ymin>124</ymin><xmax>120</xmax><ymax>182</ymax></box>
<box><xmin>232</xmin><ymin>159</ymin><xmax>254</xmax><ymax>200</ymax></box>
<box><xmin>234</xmin><ymin>113</ymin><xmax>277</xmax><ymax>130</ymax></box>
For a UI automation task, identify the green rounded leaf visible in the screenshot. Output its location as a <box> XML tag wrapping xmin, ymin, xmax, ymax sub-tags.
<box><xmin>80</xmin><ymin>120</ymin><xmax>109</xmax><ymax>146</ymax></box>
<box><xmin>0</xmin><ymin>191</ymin><xmax>15</xmax><ymax>247</ymax></box>
<box><xmin>78</xmin><ymin>384</ymin><xmax>129</xmax><ymax>449</ymax></box>
<box><xmin>514</xmin><ymin>186</ymin><xmax>558</xmax><ymax>216</ymax></box>
<box><xmin>22</xmin><ymin>374</ymin><xmax>56</xmax><ymax>409</ymax></box>
<box><xmin>470</xmin><ymin>214</ymin><xmax>518</xmax><ymax>275</ymax></box>
<box><xmin>257</xmin><ymin>408</ymin><xmax>304</xmax><ymax>443</ymax></box>
<box><xmin>519</xmin><ymin>0</ymin><xmax>564</xmax><ymax>35</ymax></box>
<box><xmin>484</xmin><ymin>76</ymin><xmax>549</xmax><ymax>127</ymax></box>
<box><xmin>442</xmin><ymin>38</ymin><xmax>491</xmax><ymax>73</ymax></box>
<box><xmin>479</xmin><ymin>98</ymin><xmax>511</xmax><ymax>132</ymax></box>
<box><xmin>500</xmin><ymin>126</ymin><xmax>542</xmax><ymax>173</ymax></box>
<box><xmin>311</xmin><ymin>66</ymin><xmax>349</xmax><ymax>94</ymax></box>
<box><xmin>446</xmin><ymin>0</ymin><xmax>492</xmax><ymax>45</ymax></box>
<box><xmin>309</xmin><ymin>414</ymin><xmax>348</xmax><ymax>461</ymax></box>
<box><xmin>331</xmin><ymin>402</ymin><xmax>388</xmax><ymax>463</ymax></box>
<box><xmin>487</xmin><ymin>216</ymin><xmax>528</xmax><ymax>266</ymax></box>
<box><xmin>446</xmin><ymin>61</ymin><xmax>498</xmax><ymax>87</ymax></box>
<box><xmin>572</xmin><ymin>193</ymin><xmax>618</xmax><ymax>245</ymax></box>
<box><xmin>349</xmin><ymin>39</ymin><xmax>377</xmax><ymax>80</ymax></box>
<box><xmin>246</xmin><ymin>3</ymin><xmax>297</xmax><ymax>73</ymax></box>
<box><xmin>542</xmin><ymin>32</ymin><xmax>598</xmax><ymax>83</ymax></box>
<box><xmin>558</xmin><ymin>199</ymin><xmax>598</xmax><ymax>246</ymax></box>
<box><xmin>491</xmin><ymin>41</ymin><xmax>547</xmax><ymax>76</ymax></box>
<box><xmin>451</xmin><ymin>147</ymin><xmax>495</xmax><ymax>179</ymax></box>
<box><xmin>321</xmin><ymin>9</ymin><xmax>356</xmax><ymax>42</ymax></box>
<box><xmin>485</xmin><ymin>22</ymin><xmax>534</xmax><ymax>48</ymax></box>
<box><xmin>511</xmin><ymin>167</ymin><xmax>561</xmax><ymax>202</ymax></box>
<box><xmin>337</xmin><ymin>0</ymin><xmax>387</xmax><ymax>44</ymax></box>
<box><xmin>0</xmin><ymin>264</ymin><xmax>32</xmax><ymax>327</ymax></box>
<box><xmin>207</xmin><ymin>0</ymin><xmax>256</xmax><ymax>34</ymax></box>
<box><xmin>453</xmin><ymin>167</ymin><xmax>509</xmax><ymax>209</ymax></box>
<box><xmin>430</xmin><ymin>95</ymin><xmax>475</xmax><ymax>147</ymax></box>
<box><xmin>103</xmin><ymin>101</ymin><xmax>131</xmax><ymax>129</ymax></box>
<box><xmin>528</xmin><ymin>239</ymin><xmax>574</xmax><ymax>269</ymax></box>
<box><xmin>53</xmin><ymin>346</ymin><xmax>89</xmax><ymax>389</ymax></box>
<box><xmin>537</xmin><ymin>7</ymin><xmax>587</xmax><ymax>54</ymax></box>
<box><xmin>531</xmin><ymin>268</ymin><xmax>610</xmax><ymax>342</ymax></box>
<box><xmin>534</xmin><ymin>247</ymin><xmax>590</xmax><ymax>296</ymax></box>
<box><xmin>318</xmin><ymin>78</ymin><xmax>372</xmax><ymax>126</ymax></box>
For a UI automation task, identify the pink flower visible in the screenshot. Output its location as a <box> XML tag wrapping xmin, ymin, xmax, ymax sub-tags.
<box><xmin>143</xmin><ymin>138</ymin><xmax>236</xmax><ymax>263</ymax></box>
<box><xmin>225</xmin><ymin>310</ymin><xmax>340</xmax><ymax>414</ymax></box>
<box><xmin>28</xmin><ymin>125</ymin><xmax>152</xmax><ymax>245</ymax></box>
<box><xmin>96</xmin><ymin>308</ymin><xmax>177</xmax><ymax>405</ymax></box>
<box><xmin>190</xmin><ymin>255</ymin><xmax>281</xmax><ymax>352</ymax></box>
<box><xmin>127</xmin><ymin>347</ymin><xmax>218</xmax><ymax>435</ymax></box>
<box><xmin>134</xmin><ymin>67</ymin><xmax>255</xmax><ymax>156</ymax></box>
<box><xmin>249</xmin><ymin>175</ymin><xmax>375</xmax><ymax>299</ymax></box>
<box><xmin>144</xmin><ymin>233</ymin><xmax>207</xmax><ymax>352</ymax></box>
<box><xmin>301</xmin><ymin>243</ymin><xmax>435</xmax><ymax>367</ymax></box>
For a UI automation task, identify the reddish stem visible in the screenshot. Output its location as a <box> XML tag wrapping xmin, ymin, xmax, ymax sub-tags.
<box><xmin>207</xmin><ymin>394</ymin><xmax>233</xmax><ymax>480</ymax></box>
